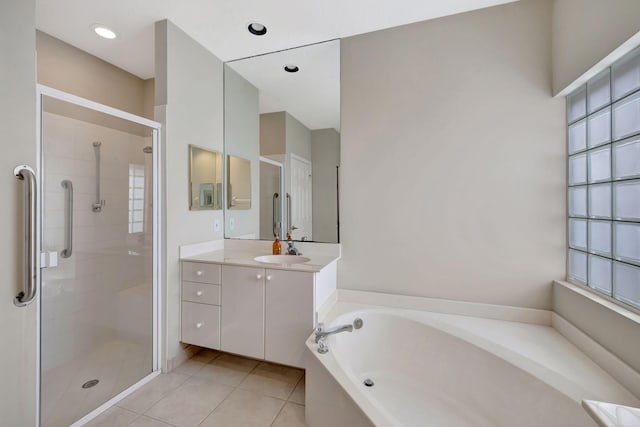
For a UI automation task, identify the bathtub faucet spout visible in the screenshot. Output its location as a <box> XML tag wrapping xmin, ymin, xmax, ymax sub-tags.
<box><xmin>314</xmin><ymin>318</ymin><xmax>363</xmax><ymax>354</ymax></box>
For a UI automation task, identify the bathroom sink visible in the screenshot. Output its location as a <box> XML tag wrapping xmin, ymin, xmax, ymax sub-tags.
<box><xmin>254</xmin><ymin>255</ymin><xmax>311</xmax><ymax>265</ymax></box>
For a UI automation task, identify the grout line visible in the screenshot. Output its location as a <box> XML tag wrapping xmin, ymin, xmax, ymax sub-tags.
<box><xmin>268</xmin><ymin>400</ymin><xmax>288</xmax><ymax>427</ymax></box>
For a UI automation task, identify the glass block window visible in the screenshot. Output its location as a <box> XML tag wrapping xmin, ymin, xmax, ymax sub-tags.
<box><xmin>567</xmin><ymin>46</ymin><xmax>640</xmax><ymax>310</ymax></box>
<box><xmin>128</xmin><ymin>164</ymin><xmax>145</xmax><ymax>234</ymax></box>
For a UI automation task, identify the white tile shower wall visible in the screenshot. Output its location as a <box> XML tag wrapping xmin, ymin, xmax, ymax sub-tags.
<box><xmin>41</xmin><ymin>111</ymin><xmax>152</xmax><ymax>372</ymax></box>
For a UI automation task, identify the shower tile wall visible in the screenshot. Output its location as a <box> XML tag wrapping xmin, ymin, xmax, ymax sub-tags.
<box><xmin>41</xmin><ymin>111</ymin><xmax>152</xmax><ymax>373</ymax></box>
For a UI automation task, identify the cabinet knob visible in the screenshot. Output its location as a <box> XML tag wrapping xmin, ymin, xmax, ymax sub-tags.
<box><xmin>196</xmin><ymin>270</ymin><xmax>203</xmax><ymax>276</ymax></box>
<box><xmin>196</xmin><ymin>322</ymin><xmax>203</xmax><ymax>329</ymax></box>
<box><xmin>196</xmin><ymin>291</ymin><xmax>203</xmax><ymax>297</ymax></box>
<box><xmin>266</xmin><ymin>275</ymin><xmax>272</xmax><ymax>281</ymax></box>
<box><xmin>256</xmin><ymin>274</ymin><xmax>262</xmax><ymax>280</ymax></box>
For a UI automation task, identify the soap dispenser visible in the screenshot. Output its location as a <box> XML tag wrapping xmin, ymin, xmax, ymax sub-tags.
<box><xmin>272</xmin><ymin>236</ymin><xmax>282</xmax><ymax>255</ymax></box>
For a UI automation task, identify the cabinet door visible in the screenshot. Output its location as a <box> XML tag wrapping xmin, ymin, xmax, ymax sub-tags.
<box><xmin>265</xmin><ymin>270</ymin><xmax>314</xmax><ymax>368</ymax></box>
<box><xmin>182</xmin><ymin>302</ymin><xmax>220</xmax><ymax>349</ymax></box>
<box><xmin>221</xmin><ymin>265</ymin><xmax>265</xmax><ymax>359</ymax></box>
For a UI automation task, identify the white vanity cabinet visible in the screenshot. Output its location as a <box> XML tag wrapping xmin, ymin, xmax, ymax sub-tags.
<box><xmin>181</xmin><ymin>262</ymin><xmax>221</xmax><ymax>349</ymax></box>
<box><xmin>181</xmin><ymin>256</ymin><xmax>337</xmax><ymax>369</ymax></box>
<box><xmin>220</xmin><ymin>266</ymin><xmax>315</xmax><ymax>368</ymax></box>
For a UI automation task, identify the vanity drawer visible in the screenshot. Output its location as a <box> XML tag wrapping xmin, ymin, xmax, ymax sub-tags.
<box><xmin>182</xmin><ymin>262</ymin><xmax>221</xmax><ymax>284</ymax></box>
<box><xmin>182</xmin><ymin>282</ymin><xmax>221</xmax><ymax>305</ymax></box>
<box><xmin>181</xmin><ymin>302</ymin><xmax>220</xmax><ymax>349</ymax></box>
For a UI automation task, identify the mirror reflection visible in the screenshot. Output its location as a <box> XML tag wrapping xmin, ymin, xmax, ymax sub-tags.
<box><xmin>224</xmin><ymin>39</ymin><xmax>340</xmax><ymax>242</ymax></box>
<box><xmin>189</xmin><ymin>145</ymin><xmax>222</xmax><ymax>210</ymax></box>
<box><xmin>227</xmin><ymin>155</ymin><xmax>252</xmax><ymax>210</ymax></box>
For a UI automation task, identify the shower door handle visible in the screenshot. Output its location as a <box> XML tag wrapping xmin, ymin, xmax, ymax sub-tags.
<box><xmin>272</xmin><ymin>192</ymin><xmax>279</xmax><ymax>237</ymax></box>
<box><xmin>60</xmin><ymin>180</ymin><xmax>73</xmax><ymax>258</ymax></box>
<box><xmin>14</xmin><ymin>165</ymin><xmax>38</xmax><ymax>307</ymax></box>
<box><xmin>286</xmin><ymin>193</ymin><xmax>292</xmax><ymax>235</ymax></box>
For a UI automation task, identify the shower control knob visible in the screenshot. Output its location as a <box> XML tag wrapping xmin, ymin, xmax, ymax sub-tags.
<box><xmin>196</xmin><ymin>291</ymin><xmax>203</xmax><ymax>297</ymax></box>
<box><xmin>196</xmin><ymin>270</ymin><xmax>203</xmax><ymax>276</ymax></box>
<box><xmin>196</xmin><ymin>322</ymin><xmax>203</xmax><ymax>329</ymax></box>
<box><xmin>256</xmin><ymin>274</ymin><xmax>263</xmax><ymax>280</ymax></box>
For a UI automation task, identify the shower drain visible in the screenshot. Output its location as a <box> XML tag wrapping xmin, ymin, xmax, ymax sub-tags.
<box><xmin>82</xmin><ymin>379</ymin><xmax>100</xmax><ymax>389</ymax></box>
<box><xmin>363</xmin><ymin>378</ymin><xmax>374</xmax><ymax>387</ymax></box>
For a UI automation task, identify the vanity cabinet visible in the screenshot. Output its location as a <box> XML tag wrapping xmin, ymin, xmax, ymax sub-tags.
<box><xmin>181</xmin><ymin>262</ymin><xmax>221</xmax><ymax>349</ymax></box>
<box><xmin>181</xmin><ymin>258</ymin><xmax>336</xmax><ymax>369</ymax></box>
<box><xmin>220</xmin><ymin>265</ymin><xmax>314</xmax><ymax>367</ymax></box>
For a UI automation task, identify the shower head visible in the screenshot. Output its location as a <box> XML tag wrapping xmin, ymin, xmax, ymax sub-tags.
<box><xmin>92</xmin><ymin>141</ymin><xmax>102</xmax><ymax>147</ymax></box>
<box><xmin>143</xmin><ymin>146</ymin><xmax>152</xmax><ymax>154</ymax></box>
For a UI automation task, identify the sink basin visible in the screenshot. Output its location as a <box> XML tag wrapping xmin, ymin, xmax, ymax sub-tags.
<box><xmin>254</xmin><ymin>255</ymin><xmax>311</xmax><ymax>265</ymax></box>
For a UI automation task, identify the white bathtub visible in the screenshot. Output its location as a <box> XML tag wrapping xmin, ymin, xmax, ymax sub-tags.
<box><xmin>305</xmin><ymin>296</ymin><xmax>640</xmax><ymax>427</ymax></box>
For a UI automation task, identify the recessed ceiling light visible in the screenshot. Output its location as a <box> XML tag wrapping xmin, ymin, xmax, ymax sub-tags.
<box><xmin>247</xmin><ymin>23</ymin><xmax>267</xmax><ymax>36</ymax></box>
<box><xmin>284</xmin><ymin>65</ymin><xmax>299</xmax><ymax>73</ymax></box>
<box><xmin>92</xmin><ymin>25</ymin><xmax>117</xmax><ymax>40</ymax></box>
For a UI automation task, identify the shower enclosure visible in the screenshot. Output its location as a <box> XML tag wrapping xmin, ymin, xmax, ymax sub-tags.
<box><xmin>36</xmin><ymin>86</ymin><xmax>160</xmax><ymax>427</ymax></box>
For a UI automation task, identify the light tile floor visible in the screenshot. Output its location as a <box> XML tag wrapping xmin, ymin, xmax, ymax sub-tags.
<box><xmin>85</xmin><ymin>349</ymin><xmax>307</xmax><ymax>427</ymax></box>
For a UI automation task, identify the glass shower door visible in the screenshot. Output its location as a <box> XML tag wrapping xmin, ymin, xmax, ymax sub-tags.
<box><xmin>39</xmin><ymin>93</ymin><xmax>157</xmax><ymax>427</ymax></box>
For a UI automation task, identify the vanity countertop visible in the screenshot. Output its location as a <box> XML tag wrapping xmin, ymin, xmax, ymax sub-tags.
<box><xmin>181</xmin><ymin>248</ymin><xmax>340</xmax><ymax>273</ymax></box>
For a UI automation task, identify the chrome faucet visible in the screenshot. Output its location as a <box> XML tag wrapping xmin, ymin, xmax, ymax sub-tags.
<box><xmin>287</xmin><ymin>240</ymin><xmax>302</xmax><ymax>255</ymax></box>
<box><xmin>314</xmin><ymin>318</ymin><xmax>363</xmax><ymax>354</ymax></box>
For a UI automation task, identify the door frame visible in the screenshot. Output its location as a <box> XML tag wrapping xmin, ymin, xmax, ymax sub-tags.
<box><xmin>36</xmin><ymin>84</ymin><xmax>163</xmax><ymax>426</ymax></box>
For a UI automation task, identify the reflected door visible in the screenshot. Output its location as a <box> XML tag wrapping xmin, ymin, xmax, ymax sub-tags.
<box><xmin>39</xmin><ymin>94</ymin><xmax>157</xmax><ymax>427</ymax></box>
<box><xmin>289</xmin><ymin>155</ymin><xmax>312</xmax><ymax>241</ymax></box>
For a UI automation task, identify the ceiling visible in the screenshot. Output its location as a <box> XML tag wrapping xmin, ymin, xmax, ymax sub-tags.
<box><xmin>227</xmin><ymin>40</ymin><xmax>340</xmax><ymax>130</ymax></box>
<box><xmin>36</xmin><ymin>0</ymin><xmax>517</xmax><ymax>80</ymax></box>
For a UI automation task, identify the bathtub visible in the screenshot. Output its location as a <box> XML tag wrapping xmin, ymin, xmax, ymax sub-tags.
<box><xmin>305</xmin><ymin>294</ymin><xmax>640</xmax><ymax>427</ymax></box>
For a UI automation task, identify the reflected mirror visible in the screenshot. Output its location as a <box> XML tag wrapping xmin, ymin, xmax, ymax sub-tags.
<box><xmin>189</xmin><ymin>145</ymin><xmax>222</xmax><ymax>210</ymax></box>
<box><xmin>227</xmin><ymin>155</ymin><xmax>252</xmax><ymax>210</ymax></box>
<box><xmin>224</xmin><ymin>39</ymin><xmax>340</xmax><ymax>242</ymax></box>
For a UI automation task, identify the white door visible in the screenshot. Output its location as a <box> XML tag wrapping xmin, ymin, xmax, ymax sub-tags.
<box><xmin>289</xmin><ymin>154</ymin><xmax>312</xmax><ymax>241</ymax></box>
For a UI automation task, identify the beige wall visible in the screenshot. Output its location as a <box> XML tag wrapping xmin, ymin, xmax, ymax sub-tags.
<box><xmin>155</xmin><ymin>20</ymin><xmax>225</xmax><ymax>368</ymax></box>
<box><xmin>285</xmin><ymin>113</ymin><xmax>311</xmax><ymax>160</ymax></box>
<box><xmin>260</xmin><ymin>112</ymin><xmax>286</xmax><ymax>156</ymax></box>
<box><xmin>36</xmin><ymin>31</ymin><xmax>154</xmax><ymax>119</ymax></box>
<box><xmin>0</xmin><ymin>0</ymin><xmax>38</xmax><ymax>424</ymax></box>
<box><xmin>552</xmin><ymin>0</ymin><xmax>640</xmax><ymax>95</ymax></box>
<box><xmin>311</xmin><ymin>129</ymin><xmax>340</xmax><ymax>243</ymax></box>
<box><xmin>339</xmin><ymin>0</ymin><xmax>565</xmax><ymax>310</ymax></box>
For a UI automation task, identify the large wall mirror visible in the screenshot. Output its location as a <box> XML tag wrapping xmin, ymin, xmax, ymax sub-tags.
<box><xmin>189</xmin><ymin>145</ymin><xmax>223</xmax><ymax>210</ymax></box>
<box><xmin>224</xmin><ymin>39</ymin><xmax>340</xmax><ymax>242</ymax></box>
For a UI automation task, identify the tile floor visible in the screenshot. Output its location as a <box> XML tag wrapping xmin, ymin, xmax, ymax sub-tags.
<box><xmin>84</xmin><ymin>349</ymin><xmax>307</xmax><ymax>427</ymax></box>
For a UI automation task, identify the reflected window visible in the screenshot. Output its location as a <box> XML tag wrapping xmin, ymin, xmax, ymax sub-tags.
<box><xmin>129</xmin><ymin>164</ymin><xmax>145</xmax><ymax>233</ymax></box>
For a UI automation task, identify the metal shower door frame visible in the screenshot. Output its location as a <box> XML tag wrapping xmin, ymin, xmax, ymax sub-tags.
<box><xmin>36</xmin><ymin>84</ymin><xmax>163</xmax><ymax>427</ymax></box>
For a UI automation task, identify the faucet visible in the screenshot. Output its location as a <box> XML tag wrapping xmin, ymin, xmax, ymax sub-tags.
<box><xmin>286</xmin><ymin>240</ymin><xmax>302</xmax><ymax>255</ymax></box>
<box><xmin>314</xmin><ymin>318</ymin><xmax>363</xmax><ymax>354</ymax></box>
